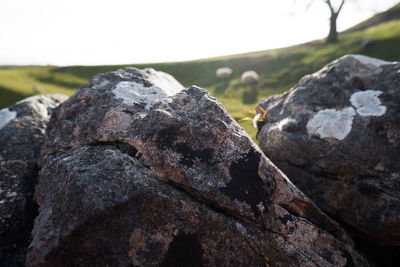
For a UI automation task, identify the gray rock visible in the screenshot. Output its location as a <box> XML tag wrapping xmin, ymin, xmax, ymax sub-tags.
<box><xmin>0</xmin><ymin>94</ymin><xmax>68</xmax><ymax>266</ymax></box>
<box><xmin>257</xmin><ymin>54</ymin><xmax>400</xmax><ymax>247</ymax></box>
<box><xmin>29</xmin><ymin>146</ymin><xmax>325</xmax><ymax>267</ymax></box>
<box><xmin>29</xmin><ymin>67</ymin><xmax>368</xmax><ymax>266</ymax></box>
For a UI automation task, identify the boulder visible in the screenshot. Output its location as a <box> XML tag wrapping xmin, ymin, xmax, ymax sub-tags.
<box><xmin>216</xmin><ymin>67</ymin><xmax>233</xmax><ymax>79</ymax></box>
<box><xmin>0</xmin><ymin>94</ymin><xmax>67</xmax><ymax>266</ymax></box>
<box><xmin>256</xmin><ymin>54</ymin><xmax>400</xmax><ymax>247</ymax></box>
<box><xmin>241</xmin><ymin>70</ymin><xmax>259</xmax><ymax>85</ymax></box>
<box><xmin>28</xmin><ymin>67</ymin><xmax>368</xmax><ymax>266</ymax></box>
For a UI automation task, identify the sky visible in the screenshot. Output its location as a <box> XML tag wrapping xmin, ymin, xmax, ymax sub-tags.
<box><xmin>0</xmin><ymin>0</ymin><xmax>399</xmax><ymax>66</ymax></box>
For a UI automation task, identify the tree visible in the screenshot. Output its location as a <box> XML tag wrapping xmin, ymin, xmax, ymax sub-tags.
<box><xmin>304</xmin><ymin>0</ymin><xmax>346</xmax><ymax>43</ymax></box>
<box><xmin>325</xmin><ymin>0</ymin><xmax>345</xmax><ymax>43</ymax></box>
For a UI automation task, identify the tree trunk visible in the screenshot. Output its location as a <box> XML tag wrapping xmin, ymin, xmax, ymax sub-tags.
<box><xmin>326</xmin><ymin>13</ymin><xmax>338</xmax><ymax>43</ymax></box>
<box><xmin>325</xmin><ymin>0</ymin><xmax>345</xmax><ymax>43</ymax></box>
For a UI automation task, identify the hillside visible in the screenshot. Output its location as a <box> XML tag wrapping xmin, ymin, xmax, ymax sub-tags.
<box><xmin>1</xmin><ymin>16</ymin><xmax>400</xmax><ymax>141</ymax></box>
<box><xmin>346</xmin><ymin>2</ymin><xmax>400</xmax><ymax>32</ymax></box>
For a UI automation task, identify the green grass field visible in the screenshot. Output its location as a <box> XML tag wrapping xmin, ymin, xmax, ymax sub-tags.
<box><xmin>1</xmin><ymin>15</ymin><xmax>400</xmax><ymax>141</ymax></box>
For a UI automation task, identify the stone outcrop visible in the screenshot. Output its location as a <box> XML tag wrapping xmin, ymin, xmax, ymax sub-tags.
<box><xmin>0</xmin><ymin>95</ymin><xmax>67</xmax><ymax>266</ymax></box>
<box><xmin>27</xmin><ymin>67</ymin><xmax>368</xmax><ymax>266</ymax></box>
<box><xmin>256</xmin><ymin>55</ymin><xmax>400</xmax><ymax>249</ymax></box>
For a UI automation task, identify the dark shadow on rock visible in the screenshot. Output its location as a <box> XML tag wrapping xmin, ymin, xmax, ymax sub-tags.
<box><xmin>160</xmin><ymin>232</ymin><xmax>204</xmax><ymax>267</ymax></box>
<box><xmin>340</xmin><ymin>221</ymin><xmax>400</xmax><ymax>267</ymax></box>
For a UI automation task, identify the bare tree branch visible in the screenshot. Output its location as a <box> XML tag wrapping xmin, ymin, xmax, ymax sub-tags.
<box><xmin>305</xmin><ymin>0</ymin><xmax>315</xmax><ymax>12</ymax></box>
<box><xmin>337</xmin><ymin>0</ymin><xmax>345</xmax><ymax>15</ymax></box>
<box><xmin>325</xmin><ymin>0</ymin><xmax>346</xmax><ymax>15</ymax></box>
<box><xmin>325</xmin><ymin>0</ymin><xmax>335</xmax><ymax>14</ymax></box>
<box><xmin>295</xmin><ymin>0</ymin><xmax>348</xmax><ymax>43</ymax></box>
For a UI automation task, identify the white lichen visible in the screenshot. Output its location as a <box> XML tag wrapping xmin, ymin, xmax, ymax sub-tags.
<box><xmin>92</xmin><ymin>79</ymin><xmax>110</xmax><ymax>90</ymax></box>
<box><xmin>268</xmin><ymin>117</ymin><xmax>297</xmax><ymax>131</ymax></box>
<box><xmin>0</xmin><ymin>108</ymin><xmax>17</xmax><ymax>130</ymax></box>
<box><xmin>350</xmin><ymin>90</ymin><xmax>386</xmax><ymax>116</ymax></box>
<box><xmin>143</xmin><ymin>68</ymin><xmax>184</xmax><ymax>92</ymax></box>
<box><xmin>274</xmin><ymin>118</ymin><xmax>297</xmax><ymax>131</ymax></box>
<box><xmin>112</xmin><ymin>69</ymin><xmax>184</xmax><ymax>110</ymax></box>
<box><xmin>334</xmin><ymin>55</ymin><xmax>394</xmax><ymax>77</ymax></box>
<box><xmin>16</xmin><ymin>95</ymin><xmax>52</xmax><ymax>118</ymax></box>
<box><xmin>350</xmin><ymin>55</ymin><xmax>391</xmax><ymax>67</ymax></box>
<box><xmin>306</xmin><ymin>107</ymin><xmax>356</xmax><ymax>140</ymax></box>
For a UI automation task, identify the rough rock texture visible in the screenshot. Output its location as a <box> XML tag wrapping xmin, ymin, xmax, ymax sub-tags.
<box><xmin>257</xmin><ymin>55</ymin><xmax>400</xmax><ymax>249</ymax></box>
<box><xmin>0</xmin><ymin>95</ymin><xmax>68</xmax><ymax>267</ymax></box>
<box><xmin>28</xmin><ymin>67</ymin><xmax>368</xmax><ymax>266</ymax></box>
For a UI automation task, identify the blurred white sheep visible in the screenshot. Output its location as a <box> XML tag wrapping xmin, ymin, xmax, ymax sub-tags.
<box><xmin>216</xmin><ymin>67</ymin><xmax>233</xmax><ymax>79</ymax></box>
<box><xmin>241</xmin><ymin>71</ymin><xmax>259</xmax><ymax>85</ymax></box>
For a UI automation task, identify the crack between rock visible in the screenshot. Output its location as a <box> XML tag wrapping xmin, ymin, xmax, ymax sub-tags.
<box><xmin>88</xmin><ymin>140</ymin><xmax>266</xmax><ymax>230</ymax></box>
<box><xmin>87</xmin><ymin>141</ymin><xmax>342</xmax><ymax>265</ymax></box>
<box><xmin>87</xmin><ymin>140</ymin><xmax>149</xmax><ymax>169</ymax></box>
<box><xmin>164</xmin><ymin>179</ymin><xmax>266</xmax><ymax>227</ymax></box>
<box><xmin>158</xmin><ymin>178</ymin><xmax>323</xmax><ymax>265</ymax></box>
<box><xmin>146</xmin><ymin>179</ymin><xmax>322</xmax><ymax>266</ymax></box>
<box><xmin>276</xmin><ymin>203</ymin><xmax>342</xmax><ymax>266</ymax></box>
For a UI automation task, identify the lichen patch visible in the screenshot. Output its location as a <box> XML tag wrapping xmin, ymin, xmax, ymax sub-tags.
<box><xmin>112</xmin><ymin>70</ymin><xmax>184</xmax><ymax>110</ymax></box>
<box><xmin>0</xmin><ymin>108</ymin><xmax>17</xmax><ymax>130</ymax></box>
<box><xmin>306</xmin><ymin>107</ymin><xmax>356</xmax><ymax>140</ymax></box>
<box><xmin>271</xmin><ymin>118</ymin><xmax>297</xmax><ymax>132</ymax></box>
<box><xmin>350</xmin><ymin>90</ymin><xmax>386</xmax><ymax>116</ymax></box>
<box><xmin>143</xmin><ymin>68</ymin><xmax>184</xmax><ymax>94</ymax></box>
<box><xmin>351</xmin><ymin>55</ymin><xmax>391</xmax><ymax>67</ymax></box>
<box><xmin>339</xmin><ymin>54</ymin><xmax>393</xmax><ymax>77</ymax></box>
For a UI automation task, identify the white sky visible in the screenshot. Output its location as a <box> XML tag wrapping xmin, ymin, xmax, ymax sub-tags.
<box><xmin>0</xmin><ymin>0</ymin><xmax>398</xmax><ymax>65</ymax></box>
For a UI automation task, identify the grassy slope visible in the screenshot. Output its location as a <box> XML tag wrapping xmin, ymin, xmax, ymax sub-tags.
<box><xmin>1</xmin><ymin>18</ymin><xmax>400</xmax><ymax>141</ymax></box>
<box><xmin>345</xmin><ymin>2</ymin><xmax>400</xmax><ymax>32</ymax></box>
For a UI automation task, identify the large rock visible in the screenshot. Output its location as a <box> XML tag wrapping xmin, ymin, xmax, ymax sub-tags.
<box><xmin>0</xmin><ymin>95</ymin><xmax>67</xmax><ymax>266</ymax></box>
<box><xmin>257</xmin><ymin>54</ymin><xmax>400</xmax><ymax>247</ymax></box>
<box><xmin>28</xmin><ymin>67</ymin><xmax>368</xmax><ymax>266</ymax></box>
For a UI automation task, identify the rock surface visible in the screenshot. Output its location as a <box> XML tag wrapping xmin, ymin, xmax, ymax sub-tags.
<box><xmin>27</xmin><ymin>67</ymin><xmax>368</xmax><ymax>266</ymax></box>
<box><xmin>0</xmin><ymin>95</ymin><xmax>67</xmax><ymax>266</ymax></box>
<box><xmin>257</xmin><ymin>54</ymin><xmax>400</xmax><ymax>247</ymax></box>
